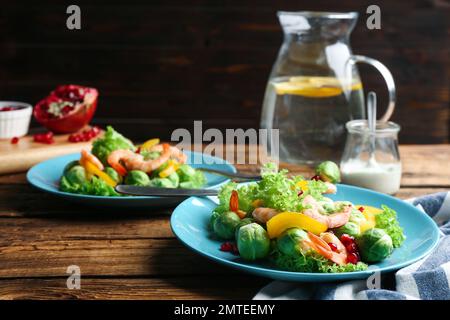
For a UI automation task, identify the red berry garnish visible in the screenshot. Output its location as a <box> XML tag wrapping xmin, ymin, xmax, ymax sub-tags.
<box><xmin>311</xmin><ymin>175</ymin><xmax>321</xmax><ymax>181</ymax></box>
<box><xmin>358</xmin><ymin>206</ymin><xmax>365</xmax><ymax>212</ymax></box>
<box><xmin>346</xmin><ymin>252</ymin><xmax>359</xmax><ymax>264</ymax></box>
<box><xmin>328</xmin><ymin>242</ymin><xmax>338</xmax><ymax>252</ymax></box>
<box><xmin>10</xmin><ymin>137</ymin><xmax>19</xmax><ymax>144</ymax></box>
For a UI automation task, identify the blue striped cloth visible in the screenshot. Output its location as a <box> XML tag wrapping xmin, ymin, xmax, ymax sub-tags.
<box><xmin>254</xmin><ymin>192</ymin><xmax>450</xmax><ymax>300</ymax></box>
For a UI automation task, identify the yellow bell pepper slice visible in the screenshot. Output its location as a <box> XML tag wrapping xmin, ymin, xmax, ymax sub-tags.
<box><xmin>295</xmin><ymin>180</ymin><xmax>309</xmax><ymax>191</ymax></box>
<box><xmin>83</xmin><ymin>160</ymin><xmax>117</xmax><ymax>187</ymax></box>
<box><xmin>159</xmin><ymin>160</ymin><xmax>179</xmax><ymax>178</ymax></box>
<box><xmin>355</xmin><ymin>205</ymin><xmax>382</xmax><ymax>233</ymax></box>
<box><xmin>140</xmin><ymin>138</ymin><xmax>160</xmax><ymax>151</ymax></box>
<box><xmin>266</xmin><ymin>212</ymin><xmax>328</xmax><ymax>239</ymax></box>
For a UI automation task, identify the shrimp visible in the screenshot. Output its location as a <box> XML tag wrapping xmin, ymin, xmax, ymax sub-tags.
<box><xmin>302</xmin><ymin>195</ymin><xmax>351</xmax><ymax>228</ymax></box>
<box><xmin>252</xmin><ymin>207</ymin><xmax>279</xmax><ymax>223</ymax></box>
<box><xmin>306</xmin><ymin>232</ymin><xmax>348</xmax><ymax>265</ymax></box>
<box><xmin>323</xmin><ymin>182</ymin><xmax>337</xmax><ymax>194</ymax></box>
<box><xmin>107</xmin><ymin>149</ymin><xmax>135</xmax><ymax>176</ymax></box>
<box><xmin>149</xmin><ymin>144</ymin><xmax>187</xmax><ymax>164</ymax></box>
<box><xmin>81</xmin><ymin>149</ymin><xmax>104</xmax><ymax>171</ymax></box>
<box><xmin>108</xmin><ymin>143</ymin><xmax>172</xmax><ymax>174</ymax></box>
<box><xmin>320</xmin><ymin>232</ymin><xmax>347</xmax><ymax>253</ymax></box>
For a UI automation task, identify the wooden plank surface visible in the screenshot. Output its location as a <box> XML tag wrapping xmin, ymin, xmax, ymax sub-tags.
<box><xmin>0</xmin><ymin>129</ymin><xmax>97</xmax><ymax>175</ymax></box>
<box><xmin>0</xmin><ymin>144</ymin><xmax>448</xmax><ymax>299</ymax></box>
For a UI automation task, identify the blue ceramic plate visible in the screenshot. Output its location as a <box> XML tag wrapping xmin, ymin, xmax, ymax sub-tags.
<box><xmin>171</xmin><ymin>184</ymin><xmax>441</xmax><ymax>282</ymax></box>
<box><xmin>27</xmin><ymin>151</ymin><xmax>236</xmax><ymax>207</ymax></box>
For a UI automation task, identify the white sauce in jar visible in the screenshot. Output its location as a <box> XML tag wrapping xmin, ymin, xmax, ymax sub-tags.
<box><xmin>341</xmin><ymin>160</ymin><xmax>402</xmax><ymax>195</ymax></box>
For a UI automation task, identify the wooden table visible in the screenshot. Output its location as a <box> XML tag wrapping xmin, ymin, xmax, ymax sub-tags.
<box><xmin>0</xmin><ymin>145</ymin><xmax>448</xmax><ymax>300</ymax></box>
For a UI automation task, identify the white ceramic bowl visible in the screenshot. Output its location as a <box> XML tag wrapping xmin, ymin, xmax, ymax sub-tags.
<box><xmin>0</xmin><ymin>101</ymin><xmax>32</xmax><ymax>139</ymax></box>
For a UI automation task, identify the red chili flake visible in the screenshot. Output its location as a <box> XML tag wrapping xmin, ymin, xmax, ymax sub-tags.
<box><xmin>358</xmin><ymin>206</ymin><xmax>365</xmax><ymax>212</ymax></box>
<box><xmin>311</xmin><ymin>175</ymin><xmax>321</xmax><ymax>181</ymax></box>
<box><xmin>328</xmin><ymin>242</ymin><xmax>338</xmax><ymax>252</ymax></box>
<box><xmin>135</xmin><ymin>147</ymin><xmax>141</xmax><ymax>154</ymax></box>
<box><xmin>10</xmin><ymin>136</ymin><xmax>19</xmax><ymax>144</ymax></box>
<box><xmin>297</xmin><ymin>190</ymin><xmax>304</xmax><ymax>197</ymax></box>
<box><xmin>346</xmin><ymin>252</ymin><xmax>359</xmax><ymax>264</ymax></box>
<box><xmin>0</xmin><ymin>106</ymin><xmax>14</xmax><ymax>112</ymax></box>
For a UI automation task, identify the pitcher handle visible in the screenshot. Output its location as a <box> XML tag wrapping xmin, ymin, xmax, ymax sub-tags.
<box><xmin>347</xmin><ymin>55</ymin><xmax>396</xmax><ymax>122</ymax></box>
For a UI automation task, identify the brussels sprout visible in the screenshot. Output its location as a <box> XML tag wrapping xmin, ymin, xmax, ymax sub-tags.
<box><xmin>315</xmin><ymin>161</ymin><xmax>341</xmax><ymax>183</ymax></box>
<box><xmin>167</xmin><ymin>172</ymin><xmax>180</xmax><ymax>188</ymax></box>
<box><xmin>64</xmin><ymin>165</ymin><xmax>87</xmax><ymax>185</ymax></box>
<box><xmin>357</xmin><ymin>228</ymin><xmax>393</xmax><ymax>262</ymax></box>
<box><xmin>276</xmin><ymin>228</ymin><xmax>308</xmax><ymax>256</ymax></box>
<box><xmin>213</xmin><ymin>211</ymin><xmax>241</xmax><ymax>240</ymax></box>
<box><xmin>148</xmin><ymin>178</ymin><xmax>176</xmax><ymax>188</ymax></box>
<box><xmin>334</xmin><ymin>222</ymin><xmax>361</xmax><ymax>238</ymax></box>
<box><xmin>125</xmin><ymin>170</ymin><xmax>150</xmax><ymax>186</ymax></box>
<box><xmin>60</xmin><ymin>176</ymin><xmax>79</xmax><ymax>193</ymax></box>
<box><xmin>210</xmin><ymin>211</ymin><xmax>221</xmax><ymax>230</ymax></box>
<box><xmin>234</xmin><ymin>218</ymin><xmax>254</xmax><ymax>239</ymax></box>
<box><xmin>63</xmin><ymin>160</ymin><xmax>80</xmax><ymax>174</ymax></box>
<box><xmin>349</xmin><ymin>209</ymin><xmax>366</xmax><ymax>225</ymax></box>
<box><xmin>177</xmin><ymin>164</ymin><xmax>196</xmax><ymax>181</ymax></box>
<box><xmin>104</xmin><ymin>167</ymin><xmax>122</xmax><ymax>183</ymax></box>
<box><xmin>237</xmin><ymin>223</ymin><xmax>270</xmax><ymax>260</ymax></box>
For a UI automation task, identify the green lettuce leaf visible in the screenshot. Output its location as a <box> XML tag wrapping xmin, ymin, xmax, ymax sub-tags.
<box><xmin>272</xmin><ymin>249</ymin><xmax>368</xmax><ymax>273</ymax></box>
<box><xmin>91</xmin><ymin>126</ymin><xmax>135</xmax><ymax>164</ymax></box>
<box><xmin>375</xmin><ymin>205</ymin><xmax>406</xmax><ymax>248</ymax></box>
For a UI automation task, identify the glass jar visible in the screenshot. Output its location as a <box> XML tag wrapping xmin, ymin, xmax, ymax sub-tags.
<box><xmin>260</xmin><ymin>11</ymin><xmax>396</xmax><ymax>165</ymax></box>
<box><xmin>340</xmin><ymin>120</ymin><xmax>401</xmax><ymax>194</ymax></box>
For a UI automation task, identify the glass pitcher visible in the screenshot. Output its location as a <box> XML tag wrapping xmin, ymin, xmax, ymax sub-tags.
<box><xmin>261</xmin><ymin>11</ymin><xmax>395</xmax><ymax>165</ymax></box>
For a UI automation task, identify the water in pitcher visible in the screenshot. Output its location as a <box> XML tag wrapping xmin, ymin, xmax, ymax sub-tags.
<box><xmin>261</xmin><ymin>76</ymin><xmax>365</xmax><ymax>165</ymax></box>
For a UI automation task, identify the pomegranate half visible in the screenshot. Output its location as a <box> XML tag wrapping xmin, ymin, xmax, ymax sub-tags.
<box><xmin>34</xmin><ymin>84</ymin><xmax>98</xmax><ymax>133</ymax></box>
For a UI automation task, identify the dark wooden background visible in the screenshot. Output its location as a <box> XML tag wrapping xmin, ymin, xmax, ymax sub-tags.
<box><xmin>0</xmin><ymin>0</ymin><xmax>449</xmax><ymax>143</ymax></box>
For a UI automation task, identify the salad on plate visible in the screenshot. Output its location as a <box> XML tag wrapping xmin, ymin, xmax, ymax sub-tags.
<box><xmin>210</xmin><ymin>162</ymin><xmax>406</xmax><ymax>273</ymax></box>
<box><xmin>60</xmin><ymin>126</ymin><xmax>206</xmax><ymax>196</ymax></box>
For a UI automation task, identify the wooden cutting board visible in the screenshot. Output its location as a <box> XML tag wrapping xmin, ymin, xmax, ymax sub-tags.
<box><xmin>0</xmin><ymin>133</ymin><xmax>96</xmax><ymax>175</ymax></box>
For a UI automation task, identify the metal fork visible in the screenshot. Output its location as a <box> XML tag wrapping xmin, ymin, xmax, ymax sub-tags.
<box><xmin>196</xmin><ymin>167</ymin><xmax>261</xmax><ymax>181</ymax></box>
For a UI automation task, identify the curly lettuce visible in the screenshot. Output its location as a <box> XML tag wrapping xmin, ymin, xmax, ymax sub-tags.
<box><xmin>214</xmin><ymin>163</ymin><xmax>329</xmax><ymax>216</ymax></box>
<box><xmin>375</xmin><ymin>205</ymin><xmax>406</xmax><ymax>248</ymax></box>
<box><xmin>272</xmin><ymin>249</ymin><xmax>368</xmax><ymax>273</ymax></box>
<box><xmin>91</xmin><ymin>126</ymin><xmax>135</xmax><ymax>164</ymax></box>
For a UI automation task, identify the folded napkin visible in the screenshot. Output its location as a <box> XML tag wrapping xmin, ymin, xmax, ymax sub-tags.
<box><xmin>254</xmin><ymin>192</ymin><xmax>450</xmax><ymax>300</ymax></box>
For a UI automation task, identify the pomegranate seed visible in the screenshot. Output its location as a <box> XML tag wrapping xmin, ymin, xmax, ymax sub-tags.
<box><xmin>346</xmin><ymin>243</ymin><xmax>358</xmax><ymax>253</ymax></box>
<box><xmin>328</xmin><ymin>242</ymin><xmax>338</xmax><ymax>252</ymax></box>
<box><xmin>220</xmin><ymin>242</ymin><xmax>239</xmax><ymax>255</ymax></box>
<box><xmin>10</xmin><ymin>137</ymin><xmax>19</xmax><ymax>144</ymax></box>
<box><xmin>311</xmin><ymin>175</ymin><xmax>321</xmax><ymax>181</ymax></box>
<box><xmin>340</xmin><ymin>234</ymin><xmax>354</xmax><ymax>246</ymax></box>
<box><xmin>358</xmin><ymin>206</ymin><xmax>365</xmax><ymax>212</ymax></box>
<box><xmin>34</xmin><ymin>132</ymin><xmax>54</xmax><ymax>144</ymax></box>
<box><xmin>346</xmin><ymin>252</ymin><xmax>359</xmax><ymax>264</ymax></box>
